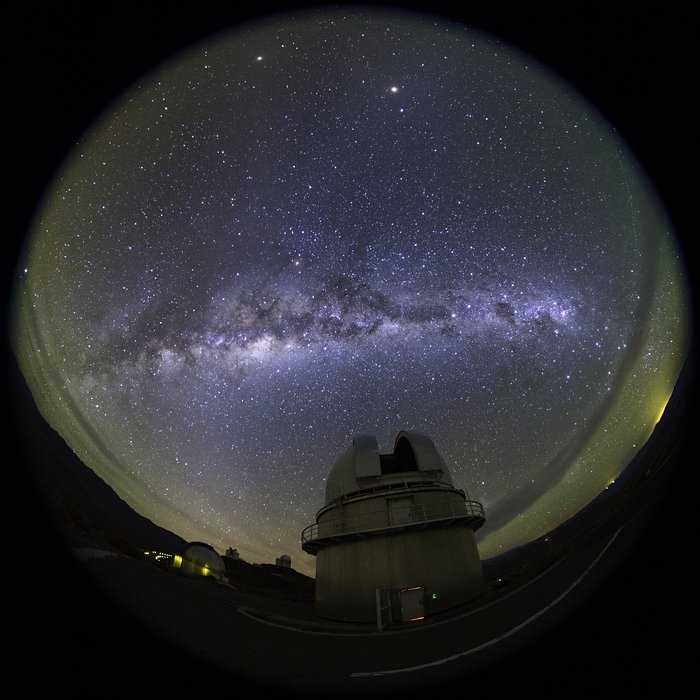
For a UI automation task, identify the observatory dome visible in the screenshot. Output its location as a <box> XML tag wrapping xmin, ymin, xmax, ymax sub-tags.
<box><xmin>276</xmin><ymin>553</ymin><xmax>292</xmax><ymax>567</ymax></box>
<box><xmin>324</xmin><ymin>430</ymin><xmax>454</xmax><ymax>505</ymax></box>
<box><xmin>306</xmin><ymin>429</ymin><xmax>485</xmax><ymax>621</ymax></box>
<box><xmin>181</xmin><ymin>542</ymin><xmax>225</xmax><ymax>577</ymax></box>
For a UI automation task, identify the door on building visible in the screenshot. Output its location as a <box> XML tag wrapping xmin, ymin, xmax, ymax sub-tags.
<box><xmin>388</xmin><ymin>496</ymin><xmax>413</xmax><ymax>525</ymax></box>
<box><xmin>400</xmin><ymin>586</ymin><xmax>426</xmax><ymax>621</ymax></box>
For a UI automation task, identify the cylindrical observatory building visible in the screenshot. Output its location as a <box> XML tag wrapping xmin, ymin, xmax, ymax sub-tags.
<box><xmin>301</xmin><ymin>431</ymin><xmax>486</xmax><ymax>623</ymax></box>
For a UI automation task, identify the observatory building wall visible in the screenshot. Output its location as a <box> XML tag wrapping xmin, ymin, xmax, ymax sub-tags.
<box><xmin>315</xmin><ymin>527</ymin><xmax>484</xmax><ymax>622</ymax></box>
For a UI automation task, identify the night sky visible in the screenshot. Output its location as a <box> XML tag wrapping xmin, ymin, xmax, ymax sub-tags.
<box><xmin>11</xmin><ymin>7</ymin><xmax>691</xmax><ymax>576</ymax></box>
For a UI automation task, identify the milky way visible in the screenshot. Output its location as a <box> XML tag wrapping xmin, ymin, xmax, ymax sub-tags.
<box><xmin>12</xmin><ymin>9</ymin><xmax>690</xmax><ymax>575</ymax></box>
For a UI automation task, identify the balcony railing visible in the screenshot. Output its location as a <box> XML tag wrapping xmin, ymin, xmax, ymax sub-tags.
<box><xmin>301</xmin><ymin>499</ymin><xmax>485</xmax><ymax>554</ymax></box>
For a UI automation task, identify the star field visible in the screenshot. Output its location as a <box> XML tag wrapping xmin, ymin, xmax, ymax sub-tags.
<box><xmin>12</xmin><ymin>9</ymin><xmax>690</xmax><ymax>575</ymax></box>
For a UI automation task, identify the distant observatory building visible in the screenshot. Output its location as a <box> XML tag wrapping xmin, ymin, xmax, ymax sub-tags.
<box><xmin>301</xmin><ymin>431</ymin><xmax>486</xmax><ymax>623</ymax></box>
<box><xmin>172</xmin><ymin>542</ymin><xmax>226</xmax><ymax>581</ymax></box>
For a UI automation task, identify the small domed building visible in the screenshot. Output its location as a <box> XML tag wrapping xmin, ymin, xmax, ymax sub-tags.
<box><xmin>172</xmin><ymin>541</ymin><xmax>226</xmax><ymax>581</ymax></box>
<box><xmin>301</xmin><ymin>431</ymin><xmax>485</xmax><ymax>623</ymax></box>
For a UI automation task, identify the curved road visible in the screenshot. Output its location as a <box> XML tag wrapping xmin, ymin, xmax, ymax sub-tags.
<box><xmin>63</xmin><ymin>524</ymin><xmax>635</xmax><ymax>697</ymax></box>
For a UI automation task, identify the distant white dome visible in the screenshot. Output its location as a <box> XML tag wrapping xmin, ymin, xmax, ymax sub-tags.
<box><xmin>275</xmin><ymin>553</ymin><xmax>292</xmax><ymax>567</ymax></box>
<box><xmin>324</xmin><ymin>431</ymin><xmax>454</xmax><ymax>505</ymax></box>
<box><xmin>182</xmin><ymin>542</ymin><xmax>225</xmax><ymax>577</ymax></box>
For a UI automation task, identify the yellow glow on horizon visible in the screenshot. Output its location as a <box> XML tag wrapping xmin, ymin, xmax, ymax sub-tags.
<box><xmin>653</xmin><ymin>394</ymin><xmax>672</xmax><ymax>426</ymax></box>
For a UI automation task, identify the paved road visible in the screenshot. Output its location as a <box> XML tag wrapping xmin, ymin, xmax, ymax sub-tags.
<box><xmin>46</xmin><ymin>523</ymin><xmax>645</xmax><ymax>698</ymax></box>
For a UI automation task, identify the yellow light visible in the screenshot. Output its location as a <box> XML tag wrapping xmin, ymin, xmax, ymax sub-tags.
<box><xmin>654</xmin><ymin>394</ymin><xmax>671</xmax><ymax>426</ymax></box>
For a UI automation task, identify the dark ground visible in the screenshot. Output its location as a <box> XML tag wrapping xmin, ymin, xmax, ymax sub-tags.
<box><xmin>22</xmin><ymin>505</ymin><xmax>690</xmax><ymax>699</ymax></box>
